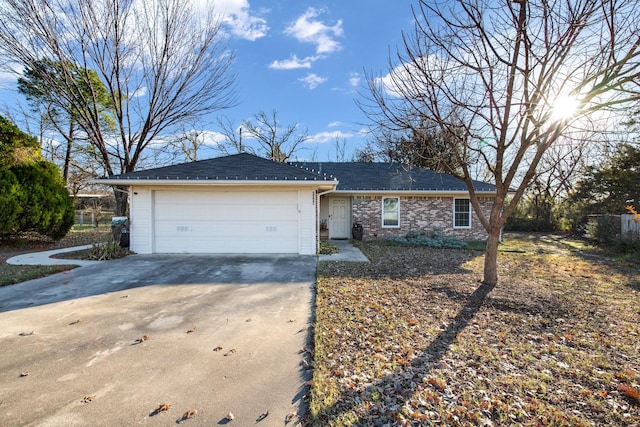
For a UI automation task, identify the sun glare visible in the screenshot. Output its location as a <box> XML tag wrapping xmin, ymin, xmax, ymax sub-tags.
<box><xmin>551</xmin><ymin>95</ymin><xmax>580</xmax><ymax>121</ymax></box>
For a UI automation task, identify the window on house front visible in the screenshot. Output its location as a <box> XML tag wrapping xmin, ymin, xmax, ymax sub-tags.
<box><xmin>454</xmin><ymin>198</ymin><xmax>471</xmax><ymax>228</ymax></box>
<box><xmin>382</xmin><ymin>197</ymin><xmax>400</xmax><ymax>227</ymax></box>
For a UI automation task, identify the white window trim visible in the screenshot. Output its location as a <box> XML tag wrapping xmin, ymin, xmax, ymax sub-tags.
<box><xmin>382</xmin><ymin>196</ymin><xmax>400</xmax><ymax>228</ymax></box>
<box><xmin>453</xmin><ymin>198</ymin><xmax>472</xmax><ymax>229</ymax></box>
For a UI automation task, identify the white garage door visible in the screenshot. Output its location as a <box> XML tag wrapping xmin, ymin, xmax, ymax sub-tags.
<box><xmin>152</xmin><ymin>190</ymin><xmax>299</xmax><ymax>253</ymax></box>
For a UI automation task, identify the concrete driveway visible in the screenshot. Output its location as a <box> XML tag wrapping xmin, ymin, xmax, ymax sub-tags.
<box><xmin>0</xmin><ymin>254</ymin><xmax>316</xmax><ymax>426</ymax></box>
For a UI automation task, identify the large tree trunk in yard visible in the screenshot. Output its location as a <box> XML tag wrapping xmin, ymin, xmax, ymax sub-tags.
<box><xmin>483</xmin><ymin>230</ymin><xmax>501</xmax><ymax>286</ymax></box>
<box><xmin>113</xmin><ymin>186</ymin><xmax>129</xmax><ymax>217</ymax></box>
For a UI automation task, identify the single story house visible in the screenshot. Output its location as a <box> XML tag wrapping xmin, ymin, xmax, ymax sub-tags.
<box><xmin>98</xmin><ymin>153</ymin><xmax>496</xmax><ymax>255</ymax></box>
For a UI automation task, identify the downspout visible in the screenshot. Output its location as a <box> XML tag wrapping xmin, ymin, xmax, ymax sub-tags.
<box><xmin>316</xmin><ymin>187</ymin><xmax>337</xmax><ymax>254</ymax></box>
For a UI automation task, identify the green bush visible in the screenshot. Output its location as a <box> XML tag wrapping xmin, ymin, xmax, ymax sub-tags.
<box><xmin>504</xmin><ymin>215</ymin><xmax>556</xmax><ymax>232</ymax></box>
<box><xmin>584</xmin><ymin>214</ymin><xmax>640</xmax><ymax>253</ymax></box>
<box><xmin>0</xmin><ymin>169</ymin><xmax>23</xmax><ymax>236</ymax></box>
<box><xmin>10</xmin><ymin>161</ymin><xmax>74</xmax><ymax>240</ymax></box>
<box><xmin>584</xmin><ymin>215</ymin><xmax>620</xmax><ymax>245</ymax></box>
<box><xmin>388</xmin><ymin>229</ymin><xmax>468</xmax><ymax>249</ymax></box>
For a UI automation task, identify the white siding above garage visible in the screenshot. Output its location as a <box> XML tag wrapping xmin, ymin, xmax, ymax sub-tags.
<box><xmin>129</xmin><ymin>186</ymin><xmax>317</xmax><ymax>255</ymax></box>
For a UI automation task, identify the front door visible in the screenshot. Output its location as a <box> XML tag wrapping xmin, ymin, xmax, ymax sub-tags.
<box><xmin>329</xmin><ymin>197</ymin><xmax>350</xmax><ymax>239</ymax></box>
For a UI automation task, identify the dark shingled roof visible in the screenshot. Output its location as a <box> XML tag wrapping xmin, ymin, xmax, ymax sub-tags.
<box><xmin>101</xmin><ymin>153</ymin><xmax>335</xmax><ymax>182</ymax></box>
<box><xmin>100</xmin><ymin>153</ymin><xmax>496</xmax><ymax>193</ymax></box>
<box><xmin>292</xmin><ymin>161</ymin><xmax>496</xmax><ymax>192</ymax></box>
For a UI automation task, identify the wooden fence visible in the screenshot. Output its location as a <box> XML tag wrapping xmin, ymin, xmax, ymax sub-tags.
<box><xmin>74</xmin><ymin>210</ymin><xmax>114</xmax><ymax>228</ymax></box>
<box><xmin>621</xmin><ymin>214</ymin><xmax>640</xmax><ymax>240</ymax></box>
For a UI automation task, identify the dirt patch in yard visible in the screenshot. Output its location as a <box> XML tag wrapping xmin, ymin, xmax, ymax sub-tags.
<box><xmin>309</xmin><ymin>233</ymin><xmax>640</xmax><ymax>426</ymax></box>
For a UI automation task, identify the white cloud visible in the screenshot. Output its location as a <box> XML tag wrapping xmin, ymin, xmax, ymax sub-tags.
<box><xmin>299</xmin><ymin>73</ymin><xmax>327</xmax><ymax>90</ymax></box>
<box><xmin>268</xmin><ymin>54</ymin><xmax>317</xmax><ymax>70</ymax></box>
<box><xmin>285</xmin><ymin>8</ymin><xmax>343</xmax><ymax>55</ymax></box>
<box><xmin>0</xmin><ymin>62</ymin><xmax>24</xmax><ymax>90</ymax></box>
<box><xmin>131</xmin><ymin>86</ymin><xmax>147</xmax><ymax>98</ymax></box>
<box><xmin>200</xmin><ymin>130</ymin><xmax>227</xmax><ymax>146</ymax></box>
<box><xmin>308</xmin><ymin>130</ymin><xmax>354</xmax><ymax>144</ymax></box>
<box><xmin>348</xmin><ymin>72</ymin><xmax>361</xmax><ymax>87</ymax></box>
<box><xmin>213</xmin><ymin>0</ymin><xmax>269</xmax><ymax>41</ymax></box>
<box><xmin>328</xmin><ymin>121</ymin><xmax>342</xmax><ymax>128</ymax></box>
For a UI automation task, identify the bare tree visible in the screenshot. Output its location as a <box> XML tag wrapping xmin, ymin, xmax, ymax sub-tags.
<box><xmin>333</xmin><ymin>134</ymin><xmax>348</xmax><ymax>162</ymax></box>
<box><xmin>360</xmin><ymin>0</ymin><xmax>640</xmax><ymax>285</ymax></box>
<box><xmin>217</xmin><ymin>110</ymin><xmax>309</xmax><ymax>162</ymax></box>
<box><xmin>216</xmin><ymin>116</ymin><xmax>245</xmax><ymax>155</ymax></box>
<box><xmin>0</xmin><ymin>0</ymin><xmax>237</xmax><ymax>215</ymax></box>
<box><xmin>163</xmin><ymin>120</ymin><xmax>215</xmax><ymax>163</ymax></box>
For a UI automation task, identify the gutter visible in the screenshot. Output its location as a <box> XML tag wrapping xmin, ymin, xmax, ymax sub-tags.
<box><xmin>91</xmin><ymin>178</ymin><xmax>337</xmax><ymax>190</ymax></box>
<box><xmin>316</xmin><ymin>187</ymin><xmax>337</xmax><ymax>254</ymax></box>
<box><xmin>330</xmin><ymin>189</ymin><xmax>497</xmax><ymax>196</ymax></box>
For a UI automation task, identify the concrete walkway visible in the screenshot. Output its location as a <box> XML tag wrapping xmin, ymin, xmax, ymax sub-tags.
<box><xmin>319</xmin><ymin>239</ymin><xmax>369</xmax><ymax>262</ymax></box>
<box><xmin>9</xmin><ymin>240</ymin><xmax>370</xmax><ymax>266</ymax></box>
<box><xmin>6</xmin><ymin>245</ymin><xmax>99</xmax><ymax>267</ymax></box>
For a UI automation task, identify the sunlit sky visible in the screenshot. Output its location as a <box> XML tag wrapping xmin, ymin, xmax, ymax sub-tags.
<box><xmin>214</xmin><ymin>0</ymin><xmax>415</xmax><ymax>161</ymax></box>
<box><xmin>0</xmin><ymin>0</ymin><xmax>416</xmax><ymax>163</ymax></box>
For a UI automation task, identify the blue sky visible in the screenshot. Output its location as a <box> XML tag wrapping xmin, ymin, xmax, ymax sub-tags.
<box><xmin>213</xmin><ymin>0</ymin><xmax>415</xmax><ymax>161</ymax></box>
<box><xmin>0</xmin><ymin>0</ymin><xmax>416</xmax><ymax>163</ymax></box>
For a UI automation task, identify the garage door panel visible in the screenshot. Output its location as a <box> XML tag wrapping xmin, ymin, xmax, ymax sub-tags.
<box><xmin>153</xmin><ymin>236</ymin><xmax>298</xmax><ymax>253</ymax></box>
<box><xmin>154</xmin><ymin>205</ymin><xmax>298</xmax><ymax>222</ymax></box>
<box><xmin>154</xmin><ymin>220</ymin><xmax>298</xmax><ymax>238</ymax></box>
<box><xmin>152</xmin><ymin>190</ymin><xmax>300</xmax><ymax>253</ymax></box>
<box><xmin>154</xmin><ymin>191</ymin><xmax>298</xmax><ymax>205</ymax></box>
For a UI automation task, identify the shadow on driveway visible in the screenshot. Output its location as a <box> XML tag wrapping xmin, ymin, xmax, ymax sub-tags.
<box><xmin>0</xmin><ymin>254</ymin><xmax>315</xmax><ymax>312</ymax></box>
<box><xmin>0</xmin><ymin>254</ymin><xmax>316</xmax><ymax>426</ymax></box>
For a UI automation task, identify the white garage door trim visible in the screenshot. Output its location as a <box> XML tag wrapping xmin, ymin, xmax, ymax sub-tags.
<box><xmin>151</xmin><ymin>189</ymin><xmax>301</xmax><ymax>254</ymax></box>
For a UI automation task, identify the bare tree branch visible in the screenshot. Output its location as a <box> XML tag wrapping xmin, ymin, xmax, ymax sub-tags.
<box><xmin>0</xmin><ymin>0</ymin><xmax>237</xmax><ymax>214</ymax></box>
<box><xmin>359</xmin><ymin>0</ymin><xmax>640</xmax><ymax>284</ymax></box>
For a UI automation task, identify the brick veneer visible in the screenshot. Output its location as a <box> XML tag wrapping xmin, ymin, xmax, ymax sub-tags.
<box><xmin>351</xmin><ymin>195</ymin><xmax>493</xmax><ymax>240</ymax></box>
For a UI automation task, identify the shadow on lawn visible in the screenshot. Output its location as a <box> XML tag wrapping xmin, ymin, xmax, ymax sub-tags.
<box><xmin>310</xmin><ymin>235</ymin><xmax>640</xmax><ymax>425</ymax></box>
<box><xmin>320</xmin><ymin>242</ymin><xmax>478</xmax><ymax>279</ymax></box>
<box><xmin>506</xmin><ymin>232</ymin><xmax>640</xmax><ymax>291</ymax></box>
<box><xmin>310</xmin><ymin>279</ymin><xmax>496</xmax><ymax>425</ymax></box>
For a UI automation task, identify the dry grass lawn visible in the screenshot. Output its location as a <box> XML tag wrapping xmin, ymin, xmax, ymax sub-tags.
<box><xmin>309</xmin><ymin>233</ymin><xmax>640</xmax><ymax>426</ymax></box>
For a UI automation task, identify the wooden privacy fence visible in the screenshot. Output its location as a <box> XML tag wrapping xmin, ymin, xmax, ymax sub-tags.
<box><xmin>621</xmin><ymin>214</ymin><xmax>640</xmax><ymax>240</ymax></box>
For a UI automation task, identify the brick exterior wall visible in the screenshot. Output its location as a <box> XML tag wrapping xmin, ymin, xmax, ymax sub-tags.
<box><xmin>351</xmin><ymin>195</ymin><xmax>493</xmax><ymax>241</ymax></box>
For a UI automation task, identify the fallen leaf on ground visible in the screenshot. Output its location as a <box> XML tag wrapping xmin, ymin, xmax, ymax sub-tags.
<box><xmin>617</xmin><ymin>384</ymin><xmax>640</xmax><ymax>401</ymax></box>
<box><xmin>81</xmin><ymin>395</ymin><xmax>96</xmax><ymax>403</ymax></box>
<box><xmin>134</xmin><ymin>334</ymin><xmax>151</xmax><ymax>344</ymax></box>
<box><xmin>154</xmin><ymin>403</ymin><xmax>171</xmax><ymax>413</ymax></box>
<box><xmin>285</xmin><ymin>412</ymin><xmax>297</xmax><ymax>423</ymax></box>
<box><xmin>18</xmin><ymin>331</ymin><xmax>34</xmax><ymax>336</ymax></box>
<box><xmin>179</xmin><ymin>409</ymin><xmax>197</xmax><ymax>421</ymax></box>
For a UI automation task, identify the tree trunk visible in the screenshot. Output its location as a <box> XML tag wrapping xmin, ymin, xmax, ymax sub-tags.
<box><xmin>113</xmin><ymin>186</ymin><xmax>129</xmax><ymax>216</ymax></box>
<box><xmin>63</xmin><ymin>123</ymin><xmax>74</xmax><ymax>183</ymax></box>
<box><xmin>483</xmin><ymin>229</ymin><xmax>501</xmax><ymax>285</ymax></box>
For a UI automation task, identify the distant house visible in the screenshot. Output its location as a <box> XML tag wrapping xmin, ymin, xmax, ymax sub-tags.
<box><xmin>97</xmin><ymin>153</ymin><xmax>496</xmax><ymax>255</ymax></box>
